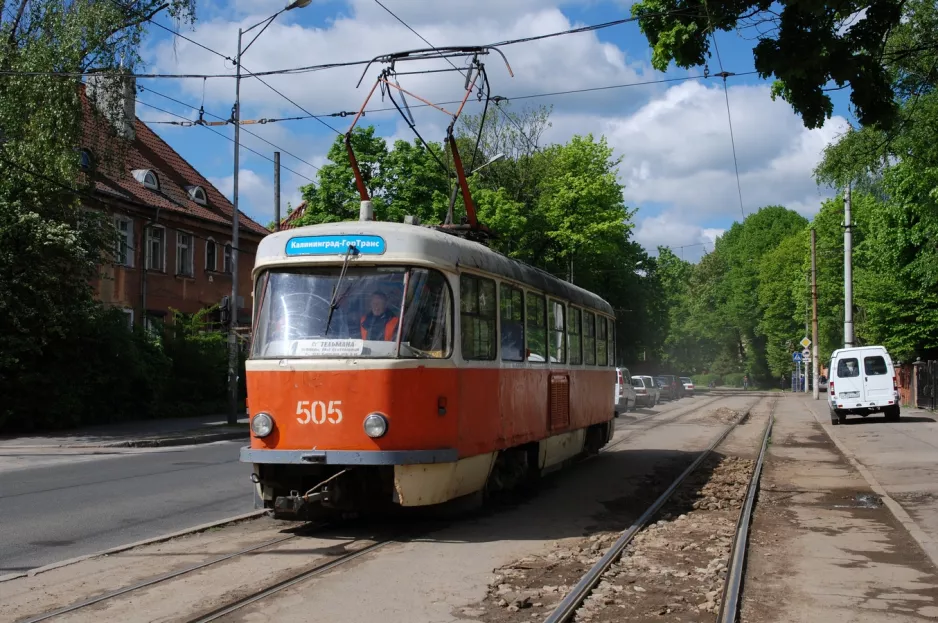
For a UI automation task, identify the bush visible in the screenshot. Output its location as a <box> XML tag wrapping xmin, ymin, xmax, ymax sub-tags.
<box><xmin>0</xmin><ymin>302</ymin><xmax>245</xmax><ymax>433</ymax></box>
<box><xmin>693</xmin><ymin>373</ymin><xmax>722</xmax><ymax>387</ymax></box>
<box><xmin>723</xmin><ymin>372</ymin><xmax>746</xmax><ymax>387</ymax></box>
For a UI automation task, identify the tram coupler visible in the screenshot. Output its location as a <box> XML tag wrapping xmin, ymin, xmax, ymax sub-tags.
<box><xmin>274</xmin><ymin>490</ymin><xmax>323</xmax><ymax>516</ymax></box>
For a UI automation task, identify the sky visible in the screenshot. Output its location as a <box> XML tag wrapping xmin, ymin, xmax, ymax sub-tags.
<box><xmin>138</xmin><ymin>0</ymin><xmax>855</xmax><ymax>262</ymax></box>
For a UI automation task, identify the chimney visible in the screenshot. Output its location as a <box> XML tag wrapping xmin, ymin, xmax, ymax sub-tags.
<box><xmin>86</xmin><ymin>72</ymin><xmax>136</xmax><ymax>142</ymax></box>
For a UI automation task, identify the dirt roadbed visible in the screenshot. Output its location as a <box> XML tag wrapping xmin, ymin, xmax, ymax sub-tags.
<box><xmin>740</xmin><ymin>398</ymin><xmax>938</xmax><ymax>621</ymax></box>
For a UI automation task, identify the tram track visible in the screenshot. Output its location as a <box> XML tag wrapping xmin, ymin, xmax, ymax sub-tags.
<box><xmin>11</xmin><ymin>394</ymin><xmax>769</xmax><ymax>623</ymax></box>
<box><xmin>542</xmin><ymin>395</ymin><xmax>776</xmax><ymax>623</ymax></box>
<box><xmin>13</xmin><ymin>523</ymin><xmax>375</xmax><ymax>623</ymax></box>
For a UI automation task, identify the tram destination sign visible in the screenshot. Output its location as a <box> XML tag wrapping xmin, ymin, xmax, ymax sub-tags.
<box><xmin>291</xmin><ymin>339</ymin><xmax>364</xmax><ymax>357</ymax></box>
<box><xmin>285</xmin><ymin>234</ymin><xmax>386</xmax><ymax>256</ymax></box>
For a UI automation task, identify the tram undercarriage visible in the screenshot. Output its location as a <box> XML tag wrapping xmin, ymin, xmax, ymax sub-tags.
<box><xmin>252</xmin><ymin>421</ymin><xmax>614</xmax><ymax>520</ymax></box>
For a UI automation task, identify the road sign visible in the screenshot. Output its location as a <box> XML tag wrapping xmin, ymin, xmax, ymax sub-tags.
<box><xmin>800</xmin><ymin>337</ymin><xmax>812</xmax><ymax>348</ymax></box>
<box><xmin>802</xmin><ymin>348</ymin><xmax>811</xmax><ymax>359</ymax></box>
<box><xmin>792</xmin><ymin>352</ymin><xmax>803</xmax><ymax>362</ymax></box>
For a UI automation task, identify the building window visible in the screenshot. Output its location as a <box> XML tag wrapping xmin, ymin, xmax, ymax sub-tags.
<box><xmin>500</xmin><ymin>283</ymin><xmax>524</xmax><ymax>362</ymax></box>
<box><xmin>187</xmin><ymin>185</ymin><xmax>207</xmax><ymax>205</ymax></box>
<box><xmin>548</xmin><ymin>299</ymin><xmax>566</xmax><ymax>364</ymax></box>
<box><xmin>584</xmin><ymin>311</ymin><xmax>596</xmax><ymax>365</ymax></box>
<box><xmin>526</xmin><ymin>292</ymin><xmax>546</xmax><ymax>363</ymax></box>
<box><xmin>176</xmin><ymin>231</ymin><xmax>193</xmax><ymax>276</ymax></box>
<box><xmin>145</xmin><ymin>226</ymin><xmax>165</xmax><ymax>272</ymax></box>
<box><xmin>206</xmin><ymin>239</ymin><xmax>217</xmax><ymax>271</ymax></box>
<box><xmin>597</xmin><ymin>316</ymin><xmax>608</xmax><ymax>367</ymax></box>
<box><xmin>114</xmin><ymin>216</ymin><xmax>133</xmax><ymax>267</ymax></box>
<box><xmin>460</xmin><ymin>274</ymin><xmax>496</xmax><ymax>360</ymax></box>
<box><xmin>569</xmin><ymin>307</ymin><xmax>582</xmax><ymax>365</ymax></box>
<box><xmin>121</xmin><ymin>308</ymin><xmax>134</xmax><ymax>328</ymax></box>
<box><xmin>132</xmin><ymin>169</ymin><xmax>160</xmax><ymax>191</ymax></box>
<box><xmin>223</xmin><ymin>242</ymin><xmax>233</xmax><ymax>274</ymax></box>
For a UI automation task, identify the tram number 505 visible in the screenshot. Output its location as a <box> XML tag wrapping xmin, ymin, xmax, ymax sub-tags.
<box><xmin>296</xmin><ymin>400</ymin><xmax>343</xmax><ymax>425</ymax></box>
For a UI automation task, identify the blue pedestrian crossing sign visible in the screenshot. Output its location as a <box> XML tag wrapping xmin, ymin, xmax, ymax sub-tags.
<box><xmin>792</xmin><ymin>352</ymin><xmax>803</xmax><ymax>362</ymax></box>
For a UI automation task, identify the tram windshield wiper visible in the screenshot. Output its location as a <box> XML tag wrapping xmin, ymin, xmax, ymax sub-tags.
<box><xmin>324</xmin><ymin>245</ymin><xmax>359</xmax><ymax>336</ymax></box>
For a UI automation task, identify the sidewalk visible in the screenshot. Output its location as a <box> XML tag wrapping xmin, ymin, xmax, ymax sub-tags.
<box><xmin>0</xmin><ymin>414</ymin><xmax>250</xmax><ymax>449</ymax></box>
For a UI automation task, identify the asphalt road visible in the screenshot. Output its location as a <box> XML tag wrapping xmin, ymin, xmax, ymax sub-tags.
<box><xmin>0</xmin><ymin>440</ymin><xmax>253</xmax><ymax>574</ymax></box>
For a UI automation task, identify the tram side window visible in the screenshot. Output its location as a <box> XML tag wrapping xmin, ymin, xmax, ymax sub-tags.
<box><xmin>548</xmin><ymin>299</ymin><xmax>566</xmax><ymax>363</ymax></box>
<box><xmin>569</xmin><ymin>307</ymin><xmax>582</xmax><ymax>365</ymax></box>
<box><xmin>526</xmin><ymin>292</ymin><xmax>547</xmax><ymax>362</ymax></box>
<box><xmin>460</xmin><ymin>274</ymin><xmax>496</xmax><ymax>360</ymax></box>
<box><xmin>584</xmin><ymin>311</ymin><xmax>596</xmax><ymax>365</ymax></box>
<box><xmin>597</xmin><ymin>316</ymin><xmax>608</xmax><ymax>366</ymax></box>
<box><xmin>608</xmin><ymin>322</ymin><xmax>616</xmax><ymax>367</ymax></box>
<box><xmin>399</xmin><ymin>269</ymin><xmax>452</xmax><ymax>358</ymax></box>
<box><xmin>500</xmin><ymin>284</ymin><xmax>524</xmax><ymax>362</ymax></box>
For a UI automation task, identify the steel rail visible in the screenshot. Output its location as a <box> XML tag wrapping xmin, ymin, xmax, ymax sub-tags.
<box><xmin>717</xmin><ymin>403</ymin><xmax>775</xmax><ymax>622</ymax></box>
<box><xmin>543</xmin><ymin>397</ymin><xmax>766</xmax><ymax>623</ymax></box>
<box><xmin>18</xmin><ymin>532</ymin><xmax>298</xmax><ymax>623</ymax></box>
<box><xmin>187</xmin><ymin>538</ymin><xmax>393</xmax><ymax>622</ymax></box>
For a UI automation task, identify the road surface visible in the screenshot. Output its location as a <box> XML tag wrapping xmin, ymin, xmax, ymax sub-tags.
<box><xmin>0</xmin><ymin>440</ymin><xmax>252</xmax><ymax>574</ymax></box>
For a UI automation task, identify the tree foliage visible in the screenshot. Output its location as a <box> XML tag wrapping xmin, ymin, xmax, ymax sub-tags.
<box><xmin>631</xmin><ymin>0</ymin><xmax>936</xmax><ymax>130</ymax></box>
<box><xmin>0</xmin><ymin>1</ymin><xmax>201</xmax><ymax>431</ymax></box>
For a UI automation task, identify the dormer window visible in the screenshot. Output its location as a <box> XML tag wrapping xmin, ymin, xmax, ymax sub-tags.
<box><xmin>79</xmin><ymin>149</ymin><xmax>93</xmax><ymax>170</ymax></box>
<box><xmin>132</xmin><ymin>169</ymin><xmax>160</xmax><ymax>191</ymax></box>
<box><xmin>187</xmin><ymin>185</ymin><xmax>207</xmax><ymax>205</ymax></box>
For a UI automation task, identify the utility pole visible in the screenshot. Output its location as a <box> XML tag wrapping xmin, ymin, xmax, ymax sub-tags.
<box><xmin>226</xmin><ymin>1</ymin><xmax>312</xmax><ymax>426</ymax></box>
<box><xmin>804</xmin><ymin>270</ymin><xmax>810</xmax><ymax>393</ymax></box>
<box><xmin>274</xmin><ymin>151</ymin><xmax>281</xmax><ymax>232</ymax></box>
<box><xmin>844</xmin><ymin>184</ymin><xmax>854</xmax><ymax>348</ymax></box>
<box><xmin>812</xmin><ymin>228</ymin><xmax>820</xmax><ymax>400</ymax></box>
<box><xmin>227</xmin><ymin>28</ymin><xmax>243</xmax><ymax>426</ymax></box>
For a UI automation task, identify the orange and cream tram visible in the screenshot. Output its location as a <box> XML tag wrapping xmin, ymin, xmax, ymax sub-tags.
<box><xmin>241</xmin><ymin>220</ymin><xmax>617</xmax><ymax>517</ymax></box>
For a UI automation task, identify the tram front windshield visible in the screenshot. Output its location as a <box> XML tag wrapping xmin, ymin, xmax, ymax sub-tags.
<box><xmin>252</xmin><ymin>266</ymin><xmax>452</xmax><ymax>359</ymax></box>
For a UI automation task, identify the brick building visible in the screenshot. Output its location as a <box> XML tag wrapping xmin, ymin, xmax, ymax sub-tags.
<box><xmin>81</xmin><ymin>77</ymin><xmax>270</xmax><ymax>331</ymax></box>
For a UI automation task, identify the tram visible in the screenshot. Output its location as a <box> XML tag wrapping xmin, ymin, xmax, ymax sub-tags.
<box><xmin>241</xmin><ymin>220</ymin><xmax>617</xmax><ymax>517</ymax></box>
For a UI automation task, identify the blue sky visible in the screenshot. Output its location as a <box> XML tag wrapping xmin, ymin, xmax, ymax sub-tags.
<box><xmin>138</xmin><ymin>0</ymin><xmax>854</xmax><ymax>262</ymax></box>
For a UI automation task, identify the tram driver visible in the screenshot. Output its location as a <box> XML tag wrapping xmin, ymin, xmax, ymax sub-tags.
<box><xmin>360</xmin><ymin>291</ymin><xmax>400</xmax><ymax>341</ymax></box>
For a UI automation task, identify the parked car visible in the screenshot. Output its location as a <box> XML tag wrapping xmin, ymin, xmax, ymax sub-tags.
<box><xmin>680</xmin><ymin>377</ymin><xmax>695</xmax><ymax>396</ymax></box>
<box><xmin>658</xmin><ymin>374</ymin><xmax>684</xmax><ymax>399</ymax></box>
<box><xmin>615</xmin><ymin>367</ymin><xmax>637</xmax><ymax>414</ymax></box>
<box><xmin>640</xmin><ymin>375</ymin><xmax>661</xmax><ymax>406</ymax></box>
<box><xmin>828</xmin><ymin>346</ymin><xmax>900</xmax><ymax>425</ymax></box>
<box><xmin>631</xmin><ymin>375</ymin><xmax>658</xmax><ymax>408</ymax></box>
<box><xmin>816</xmin><ymin>375</ymin><xmax>828</xmax><ymax>392</ymax></box>
<box><xmin>655</xmin><ymin>376</ymin><xmax>674</xmax><ymax>401</ymax></box>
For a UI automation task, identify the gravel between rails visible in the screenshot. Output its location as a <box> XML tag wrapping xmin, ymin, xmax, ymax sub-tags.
<box><xmin>469</xmin><ymin>399</ymin><xmax>773</xmax><ymax>623</ymax></box>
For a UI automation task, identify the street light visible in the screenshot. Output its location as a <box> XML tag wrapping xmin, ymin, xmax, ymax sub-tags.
<box><xmin>228</xmin><ymin>0</ymin><xmax>311</xmax><ymax>425</ymax></box>
<box><xmin>445</xmin><ymin>152</ymin><xmax>505</xmax><ymax>225</ymax></box>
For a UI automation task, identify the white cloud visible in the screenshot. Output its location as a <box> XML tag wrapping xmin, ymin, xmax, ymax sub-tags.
<box><xmin>634</xmin><ymin>213</ymin><xmax>717</xmax><ymax>261</ymax></box>
<box><xmin>210</xmin><ymin>168</ymin><xmax>304</xmax><ymax>224</ymax></box>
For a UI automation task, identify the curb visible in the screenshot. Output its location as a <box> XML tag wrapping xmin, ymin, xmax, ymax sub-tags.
<box><xmin>0</xmin><ymin>509</ymin><xmax>269</xmax><ymax>584</ymax></box>
<box><xmin>807</xmin><ymin>401</ymin><xmax>938</xmax><ymax>572</ymax></box>
<box><xmin>2</xmin><ymin>430</ymin><xmax>248</xmax><ymax>450</ymax></box>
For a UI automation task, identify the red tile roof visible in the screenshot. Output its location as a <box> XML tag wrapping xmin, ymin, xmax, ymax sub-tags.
<box><xmin>279</xmin><ymin>201</ymin><xmax>308</xmax><ymax>230</ymax></box>
<box><xmin>81</xmin><ymin>88</ymin><xmax>270</xmax><ymax>237</ymax></box>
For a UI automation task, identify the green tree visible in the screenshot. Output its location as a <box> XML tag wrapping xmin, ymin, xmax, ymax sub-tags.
<box><xmin>0</xmin><ymin>0</ymin><xmax>196</xmax><ymax>429</ymax></box>
<box><xmin>631</xmin><ymin>0</ymin><xmax>935</xmax><ymax>129</ymax></box>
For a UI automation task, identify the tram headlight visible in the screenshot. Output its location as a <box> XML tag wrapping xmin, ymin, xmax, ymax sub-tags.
<box><xmin>251</xmin><ymin>412</ymin><xmax>274</xmax><ymax>438</ymax></box>
<box><xmin>363</xmin><ymin>413</ymin><xmax>388</xmax><ymax>439</ymax></box>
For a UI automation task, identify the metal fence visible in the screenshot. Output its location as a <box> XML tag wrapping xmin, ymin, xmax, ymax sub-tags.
<box><xmin>914</xmin><ymin>360</ymin><xmax>937</xmax><ymax>411</ymax></box>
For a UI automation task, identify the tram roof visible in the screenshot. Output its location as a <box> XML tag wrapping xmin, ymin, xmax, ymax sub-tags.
<box><xmin>256</xmin><ymin>221</ymin><xmax>614</xmax><ymax>315</ymax></box>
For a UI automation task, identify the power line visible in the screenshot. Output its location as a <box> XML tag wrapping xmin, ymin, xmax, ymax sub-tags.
<box><xmin>702</xmin><ymin>1</ymin><xmax>745</xmax><ymax>220</ymax></box>
<box><xmin>135</xmin><ymin>98</ymin><xmax>316</xmax><ymax>183</ymax></box>
<box><xmin>137</xmin><ymin>86</ymin><xmax>323</xmax><ymax>174</ymax></box>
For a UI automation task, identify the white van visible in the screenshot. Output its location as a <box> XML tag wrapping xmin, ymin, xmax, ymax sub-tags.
<box><xmin>828</xmin><ymin>346</ymin><xmax>900</xmax><ymax>425</ymax></box>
